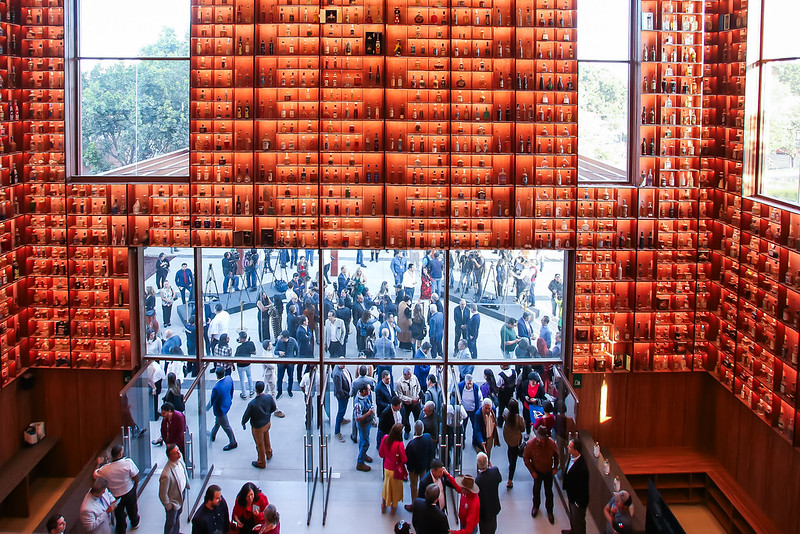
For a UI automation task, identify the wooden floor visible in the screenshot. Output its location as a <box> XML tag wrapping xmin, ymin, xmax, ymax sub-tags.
<box><xmin>0</xmin><ymin>477</ymin><xmax>73</xmax><ymax>534</ymax></box>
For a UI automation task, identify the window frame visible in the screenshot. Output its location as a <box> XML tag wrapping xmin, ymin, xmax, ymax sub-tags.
<box><xmin>69</xmin><ymin>0</ymin><xmax>191</xmax><ymax>181</ymax></box>
<box><xmin>576</xmin><ymin>0</ymin><xmax>639</xmax><ymax>186</ymax></box>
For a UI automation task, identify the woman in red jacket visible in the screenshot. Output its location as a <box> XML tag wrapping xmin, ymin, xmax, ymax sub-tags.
<box><xmin>452</xmin><ymin>474</ymin><xmax>481</xmax><ymax>534</ymax></box>
<box><xmin>379</xmin><ymin>423</ymin><xmax>408</xmax><ymax>515</ymax></box>
<box><xmin>232</xmin><ymin>482</ymin><xmax>269</xmax><ymax>534</ymax></box>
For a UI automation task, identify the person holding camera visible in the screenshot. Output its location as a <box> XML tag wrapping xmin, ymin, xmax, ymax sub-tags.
<box><xmin>245</xmin><ymin>249</ymin><xmax>259</xmax><ymax>292</ymax></box>
<box><xmin>222</xmin><ymin>251</ymin><xmax>240</xmax><ymax>294</ymax></box>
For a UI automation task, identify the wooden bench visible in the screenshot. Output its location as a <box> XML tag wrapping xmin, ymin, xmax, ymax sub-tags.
<box><xmin>614</xmin><ymin>447</ymin><xmax>780</xmax><ymax>534</ymax></box>
<box><xmin>0</xmin><ymin>435</ymin><xmax>59</xmax><ymax>518</ymax></box>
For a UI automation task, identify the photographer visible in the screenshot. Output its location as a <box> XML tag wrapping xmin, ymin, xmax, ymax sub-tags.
<box><xmin>244</xmin><ymin>248</ymin><xmax>259</xmax><ymax>291</ymax></box>
<box><xmin>222</xmin><ymin>251</ymin><xmax>240</xmax><ymax>294</ymax></box>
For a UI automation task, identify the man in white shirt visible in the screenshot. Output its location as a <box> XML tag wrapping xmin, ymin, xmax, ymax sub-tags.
<box><xmin>402</xmin><ymin>263</ymin><xmax>419</xmax><ymax>300</ymax></box>
<box><xmin>80</xmin><ymin>477</ymin><xmax>116</xmax><ymax>534</ymax></box>
<box><xmin>94</xmin><ymin>444</ymin><xmax>140</xmax><ymax>533</ymax></box>
<box><xmin>324</xmin><ymin>310</ymin><xmax>346</xmax><ymax>358</ymax></box>
<box><xmin>209</xmin><ymin>303</ymin><xmax>230</xmax><ymax>352</ymax></box>
<box><xmin>159</xmin><ymin>444</ymin><xmax>190</xmax><ymax>534</ymax></box>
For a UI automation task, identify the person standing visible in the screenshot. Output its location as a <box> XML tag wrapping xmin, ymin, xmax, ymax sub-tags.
<box><xmin>548</xmin><ymin>274</ymin><xmax>563</xmax><ymax>316</ymax></box>
<box><xmin>296</xmin><ymin>315</ymin><xmax>313</xmax><ymax>358</ymax></box>
<box><xmin>452</xmin><ymin>474</ymin><xmax>481</xmax><ymax>534</ymax></box>
<box><xmin>502</xmin><ymin>398</ymin><xmax>526</xmax><ymax>490</ymax></box>
<box><xmin>562</xmin><ymin>438</ymin><xmax>590</xmax><ymax>534</ymax></box>
<box><xmin>455</xmin><ymin>339</ymin><xmax>474</xmax><ymax>381</ymax></box>
<box><xmin>235</xmin><ymin>331</ymin><xmax>257</xmax><ymax>399</ymax></box>
<box><xmin>174</xmin><ymin>262</ymin><xmax>194</xmax><ymax>305</ymax></box>
<box><xmin>156</xmin><ymin>402</ymin><xmax>187</xmax><ymax>455</ymax></box>
<box><xmin>332</xmin><ymin>364</ymin><xmax>353</xmax><ymax>442</ymax></box>
<box><xmin>397</xmin><ymin>366</ymin><xmax>422</xmax><ymax>439</ymax></box>
<box><xmin>378</xmin><ymin>423</ymin><xmax>408</xmax><ymax>515</ymax></box>
<box><xmin>458</xmin><ymin>374</ymin><xmax>483</xmax><ymax>451</ymax></box>
<box><xmin>260</xmin><ymin>340</ymin><xmax>285</xmax><ymax>418</ymax></box>
<box><xmin>453</xmin><ymin>299</ymin><xmax>469</xmax><ymax>345</ymax></box>
<box><xmin>428</xmin><ymin>252</ymin><xmax>444</xmax><ymax>296</ymax></box>
<box><xmin>417</xmin><ymin>458</ymin><xmax>460</xmax><ymax>513</ymax></box>
<box><xmin>523</xmin><ymin>425</ymin><xmax>560</xmax><ymax>524</ymax></box>
<box><xmin>191</xmin><ymin>485</ymin><xmax>230</xmax><ymax>534</ymax></box>
<box><xmin>428</xmin><ymin>306</ymin><xmax>444</xmax><ymax>359</ymax></box>
<box><xmin>324</xmin><ymin>310</ymin><xmax>346</xmax><ymax>358</ymax></box>
<box><xmin>156</xmin><ymin>252</ymin><xmax>170</xmax><ymax>289</ymax></box>
<box><xmin>231</xmin><ymin>483</ymin><xmax>269</xmax><ymax>534</ymax></box>
<box><xmin>160</xmin><ymin>281</ymin><xmax>175</xmax><ymax>327</ymax></box>
<box><xmin>391</xmin><ymin>251</ymin><xmax>406</xmax><ymax>287</ymax></box>
<box><xmin>517</xmin><ymin>311</ymin><xmax>534</xmax><ymax>343</ymax></box>
<box><xmin>275</xmin><ymin>330</ymin><xmax>299</xmax><ymax>398</ymax></box>
<box><xmin>222</xmin><ymin>252</ymin><xmax>239</xmax><ymax>294</ymax></box>
<box><xmin>501</xmin><ymin>317</ymin><xmax>521</xmax><ymax>358</ymax></box>
<box><xmin>207</xmin><ymin>368</ymin><xmax>237</xmax><ymax>451</ymax></box>
<box><xmin>213</xmin><ymin>333</ymin><xmax>234</xmax><ymax>376</ymax></box>
<box><xmin>354</xmin><ymin>384</ymin><xmax>375</xmax><ymax>472</ymax></box>
<box><xmin>209</xmin><ymin>303</ymin><xmax>230</xmax><ymax>352</ymax></box>
<box><xmin>80</xmin><ymin>477</ymin><xmax>115</xmax><ymax>534</ymax></box>
<box><xmin>467</xmin><ymin>303</ymin><xmax>480</xmax><ymax>359</ymax></box>
<box><xmin>159</xmin><ymin>444</ymin><xmax>189</xmax><ymax>534</ymax></box>
<box><xmin>475</xmin><ymin>452</ymin><xmax>502</xmax><ymax>534</ymax></box>
<box><xmin>402</xmin><ymin>263</ymin><xmax>418</xmax><ymax>301</ymax></box>
<box><xmin>413</xmin><ymin>342</ymin><xmax>432</xmax><ymax>393</ymax></box>
<box><xmin>244</xmin><ymin>249</ymin><xmax>259</xmax><ymax>291</ymax></box>
<box><xmin>476</xmin><ymin>398</ymin><xmax>500</xmax><ymax>459</ymax></box>
<box><xmin>411</xmin><ymin>485</ymin><xmax>449</xmax><ymax>534</ymax></box>
<box><xmin>94</xmin><ymin>444</ymin><xmax>140</xmax><ymax>534</ymax></box>
<box><xmin>405</xmin><ymin>421</ymin><xmax>435</xmax><ymax>505</ymax></box>
<box><xmin>378</xmin><ymin>397</ymin><xmax>404</xmax><ymax>452</ymax></box>
<box><xmin>496</xmin><ymin>366</ymin><xmax>517</xmax><ymax>428</ymax></box>
<box><xmin>540</xmin><ymin>316</ymin><xmax>553</xmax><ymax>348</ymax></box>
<box><xmin>242</xmin><ymin>381</ymin><xmax>277</xmax><ymax>468</ymax></box>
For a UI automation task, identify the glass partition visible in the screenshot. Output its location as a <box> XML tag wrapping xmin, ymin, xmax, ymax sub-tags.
<box><xmin>120</xmin><ymin>369</ymin><xmax>154</xmax><ymax>481</ymax></box>
<box><xmin>181</xmin><ymin>366</ymin><xmax>210</xmax><ymax>515</ymax></box>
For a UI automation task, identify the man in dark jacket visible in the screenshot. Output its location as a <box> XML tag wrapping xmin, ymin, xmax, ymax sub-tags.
<box><xmin>241</xmin><ymin>381</ymin><xmax>276</xmax><ymax>468</ymax></box>
<box><xmin>274</xmin><ymin>330</ymin><xmax>298</xmax><ymax>399</ymax></box>
<box><xmin>191</xmin><ymin>485</ymin><xmax>229</xmax><ymax>534</ymax></box>
<box><xmin>417</xmin><ymin>458</ymin><xmax>460</xmax><ymax>513</ymax></box>
<box><xmin>174</xmin><ymin>262</ymin><xmax>194</xmax><ymax>305</ymax></box>
<box><xmin>206</xmin><ymin>368</ymin><xmax>237</xmax><ymax>451</ymax></box>
<box><xmin>411</xmin><ymin>485</ymin><xmax>449</xmax><ymax>534</ymax></box>
<box><xmin>332</xmin><ymin>364</ymin><xmax>352</xmax><ymax>442</ymax></box>
<box><xmin>156</xmin><ymin>252</ymin><xmax>170</xmax><ymax>289</ymax></box>
<box><xmin>405</xmin><ymin>421</ymin><xmax>436</xmax><ymax>502</ymax></box>
<box><xmin>376</xmin><ymin>370</ymin><xmax>395</xmax><ymax>416</ymax></box>
<box><xmin>378</xmin><ymin>396</ymin><xmax>403</xmax><ymax>448</ymax></box>
<box><xmin>562</xmin><ymin>438</ymin><xmax>590</xmax><ymax>534</ymax></box>
<box><xmin>453</xmin><ymin>298</ymin><xmax>469</xmax><ymax>345</ymax></box>
<box><xmin>475</xmin><ymin>452</ymin><xmax>502</xmax><ymax>534</ymax></box>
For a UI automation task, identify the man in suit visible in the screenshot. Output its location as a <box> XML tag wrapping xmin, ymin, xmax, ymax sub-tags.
<box><xmin>467</xmin><ymin>303</ymin><xmax>480</xmax><ymax>359</ymax></box>
<box><xmin>421</xmin><ymin>400</ymin><xmax>440</xmax><ymax>446</ymax></box>
<box><xmin>417</xmin><ymin>458</ymin><xmax>460</xmax><ymax>513</ymax></box>
<box><xmin>159</xmin><ymin>444</ymin><xmax>189</xmax><ymax>534</ymax></box>
<box><xmin>411</xmin><ymin>485</ymin><xmax>449</xmax><ymax>534</ymax></box>
<box><xmin>475</xmin><ymin>452</ymin><xmax>502</xmax><ymax>534</ymax></box>
<box><xmin>332</xmin><ymin>364</ymin><xmax>352</xmax><ymax>442</ymax></box>
<box><xmin>349</xmin><ymin>365</ymin><xmax>376</xmax><ymax>443</ymax></box>
<box><xmin>378</xmin><ymin>396</ymin><xmax>403</xmax><ymax>448</ymax></box>
<box><xmin>518</xmin><ymin>311</ymin><xmax>534</xmax><ymax>342</ymax></box>
<box><xmin>174</xmin><ymin>262</ymin><xmax>194</xmax><ymax>305</ymax></box>
<box><xmin>562</xmin><ymin>438</ymin><xmax>590</xmax><ymax>534</ymax></box>
<box><xmin>206</xmin><ymin>368</ymin><xmax>237</xmax><ymax>451</ymax></box>
<box><xmin>375</xmin><ymin>370</ymin><xmax>395</xmax><ymax>417</ymax></box>
<box><xmin>453</xmin><ymin>298</ymin><xmax>469</xmax><ymax>345</ymax></box>
<box><xmin>405</xmin><ymin>421</ymin><xmax>436</xmax><ymax>504</ymax></box>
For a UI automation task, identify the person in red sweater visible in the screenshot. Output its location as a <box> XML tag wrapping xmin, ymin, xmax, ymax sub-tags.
<box><xmin>451</xmin><ymin>474</ymin><xmax>480</xmax><ymax>534</ymax></box>
<box><xmin>231</xmin><ymin>482</ymin><xmax>269</xmax><ymax>534</ymax></box>
<box><xmin>379</xmin><ymin>423</ymin><xmax>408</xmax><ymax>515</ymax></box>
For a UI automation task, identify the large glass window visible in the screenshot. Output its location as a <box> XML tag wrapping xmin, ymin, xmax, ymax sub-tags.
<box><xmin>577</xmin><ymin>0</ymin><xmax>631</xmax><ymax>183</ymax></box>
<box><xmin>78</xmin><ymin>0</ymin><xmax>190</xmax><ymax>176</ymax></box>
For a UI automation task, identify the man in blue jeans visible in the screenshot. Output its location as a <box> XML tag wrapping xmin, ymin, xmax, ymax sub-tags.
<box><xmin>354</xmin><ymin>384</ymin><xmax>374</xmax><ymax>471</ymax></box>
<box><xmin>206</xmin><ymin>368</ymin><xmax>238</xmax><ymax>451</ymax></box>
<box><xmin>332</xmin><ymin>364</ymin><xmax>353</xmax><ymax>442</ymax></box>
<box><xmin>428</xmin><ymin>252</ymin><xmax>444</xmax><ymax>296</ymax></box>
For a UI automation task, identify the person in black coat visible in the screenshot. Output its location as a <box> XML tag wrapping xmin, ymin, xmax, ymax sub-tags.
<box><xmin>417</xmin><ymin>458</ymin><xmax>459</xmax><ymax>513</ymax></box>
<box><xmin>475</xmin><ymin>452</ymin><xmax>502</xmax><ymax>534</ymax></box>
<box><xmin>453</xmin><ymin>298</ymin><xmax>470</xmax><ymax>344</ymax></box>
<box><xmin>377</xmin><ymin>397</ymin><xmax>402</xmax><ymax>449</ymax></box>
<box><xmin>411</xmin><ymin>485</ymin><xmax>449</xmax><ymax>534</ymax></box>
<box><xmin>375</xmin><ymin>370</ymin><xmax>395</xmax><ymax>416</ymax></box>
<box><xmin>562</xmin><ymin>438</ymin><xmax>590</xmax><ymax>534</ymax></box>
<box><xmin>405</xmin><ymin>421</ymin><xmax>436</xmax><ymax>501</ymax></box>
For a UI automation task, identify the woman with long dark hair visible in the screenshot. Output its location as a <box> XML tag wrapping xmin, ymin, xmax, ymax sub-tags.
<box><xmin>503</xmin><ymin>398</ymin><xmax>526</xmax><ymax>489</ymax></box>
<box><xmin>256</xmin><ymin>291</ymin><xmax>274</xmax><ymax>342</ymax></box>
<box><xmin>409</xmin><ymin>303</ymin><xmax>426</xmax><ymax>351</ymax></box>
<box><xmin>378</xmin><ymin>423</ymin><xmax>407</xmax><ymax>515</ymax></box>
<box><xmin>162</xmin><ymin>372</ymin><xmax>185</xmax><ymax>413</ymax></box>
<box><xmin>232</xmin><ymin>482</ymin><xmax>269</xmax><ymax>534</ymax></box>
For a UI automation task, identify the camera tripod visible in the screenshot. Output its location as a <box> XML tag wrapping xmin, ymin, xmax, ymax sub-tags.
<box><xmin>204</xmin><ymin>263</ymin><xmax>219</xmax><ymax>300</ymax></box>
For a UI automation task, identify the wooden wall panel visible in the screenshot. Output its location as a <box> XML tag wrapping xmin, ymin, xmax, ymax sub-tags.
<box><xmin>0</xmin><ymin>379</ymin><xmax>33</xmax><ymax>466</ymax></box>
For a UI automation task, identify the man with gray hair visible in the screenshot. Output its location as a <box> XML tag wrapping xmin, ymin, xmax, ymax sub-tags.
<box><xmin>80</xmin><ymin>477</ymin><xmax>115</xmax><ymax>534</ymax></box>
<box><xmin>404</xmin><ymin>420</ymin><xmax>436</xmax><ymax>508</ymax></box>
<box><xmin>475</xmin><ymin>452</ymin><xmax>502</xmax><ymax>534</ymax></box>
<box><xmin>466</xmin><ymin>303</ymin><xmax>480</xmax><ymax>359</ymax></box>
<box><xmin>421</xmin><ymin>400</ymin><xmax>440</xmax><ymax>446</ymax></box>
<box><xmin>397</xmin><ymin>366</ymin><xmax>422</xmax><ymax>439</ymax></box>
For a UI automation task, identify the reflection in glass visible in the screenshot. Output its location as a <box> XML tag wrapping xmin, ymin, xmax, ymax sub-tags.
<box><xmin>578</xmin><ymin>62</ymin><xmax>629</xmax><ymax>182</ymax></box>
<box><xmin>759</xmin><ymin>60</ymin><xmax>800</xmax><ymax>205</ymax></box>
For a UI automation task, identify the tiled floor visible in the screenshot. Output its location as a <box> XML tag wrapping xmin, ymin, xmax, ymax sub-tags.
<box><xmin>135</xmin><ymin>389</ymin><xmax>601</xmax><ymax>533</ymax></box>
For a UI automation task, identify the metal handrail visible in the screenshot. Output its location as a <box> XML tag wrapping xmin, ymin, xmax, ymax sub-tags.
<box><xmin>182</xmin><ymin>362</ymin><xmax>209</xmax><ymax>402</ymax></box>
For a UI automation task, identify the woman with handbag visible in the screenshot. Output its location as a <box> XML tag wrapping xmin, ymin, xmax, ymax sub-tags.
<box><xmin>378</xmin><ymin>423</ymin><xmax>407</xmax><ymax>515</ymax></box>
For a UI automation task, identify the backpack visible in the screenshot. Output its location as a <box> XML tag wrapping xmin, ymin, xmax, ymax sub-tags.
<box><xmin>274</xmin><ymin>279</ymin><xmax>288</xmax><ymax>292</ymax></box>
